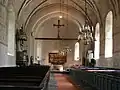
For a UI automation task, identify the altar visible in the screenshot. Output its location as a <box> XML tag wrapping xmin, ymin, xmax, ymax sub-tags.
<box><xmin>49</xmin><ymin>53</ymin><xmax>67</xmax><ymax>71</ymax></box>
<box><xmin>51</xmin><ymin>65</ymin><xmax>64</xmax><ymax>71</ymax></box>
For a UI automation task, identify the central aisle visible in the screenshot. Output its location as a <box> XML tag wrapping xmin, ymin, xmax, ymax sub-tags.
<box><xmin>54</xmin><ymin>74</ymin><xmax>80</xmax><ymax>90</ymax></box>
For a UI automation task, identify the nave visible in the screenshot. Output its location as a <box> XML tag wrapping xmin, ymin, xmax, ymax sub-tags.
<box><xmin>1</xmin><ymin>0</ymin><xmax>120</xmax><ymax>90</ymax></box>
<box><xmin>0</xmin><ymin>65</ymin><xmax>120</xmax><ymax>90</ymax></box>
<box><xmin>0</xmin><ymin>65</ymin><xmax>99</xmax><ymax>90</ymax></box>
<box><xmin>54</xmin><ymin>73</ymin><xmax>78</xmax><ymax>90</ymax></box>
<box><xmin>47</xmin><ymin>66</ymin><xmax>120</xmax><ymax>90</ymax></box>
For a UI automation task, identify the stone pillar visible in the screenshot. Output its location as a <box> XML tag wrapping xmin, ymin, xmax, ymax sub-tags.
<box><xmin>7</xmin><ymin>2</ymin><xmax>16</xmax><ymax>66</ymax></box>
<box><xmin>34</xmin><ymin>40</ymin><xmax>37</xmax><ymax>63</ymax></box>
<box><xmin>30</xmin><ymin>36</ymin><xmax>34</xmax><ymax>58</ymax></box>
<box><xmin>0</xmin><ymin>1</ymin><xmax>16</xmax><ymax>67</ymax></box>
<box><xmin>79</xmin><ymin>40</ymin><xmax>84</xmax><ymax>65</ymax></box>
<box><xmin>0</xmin><ymin>1</ymin><xmax>8</xmax><ymax>66</ymax></box>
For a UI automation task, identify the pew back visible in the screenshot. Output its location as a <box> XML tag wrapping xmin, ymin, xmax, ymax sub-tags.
<box><xmin>0</xmin><ymin>65</ymin><xmax>50</xmax><ymax>90</ymax></box>
<box><xmin>70</xmin><ymin>69</ymin><xmax>120</xmax><ymax>90</ymax></box>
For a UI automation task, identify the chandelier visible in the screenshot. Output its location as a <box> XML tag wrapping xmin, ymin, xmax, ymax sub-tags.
<box><xmin>56</xmin><ymin>0</ymin><xmax>71</xmax><ymax>55</ymax></box>
<box><xmin>59</xmin><ymin>45</ymin><xmax>72</xmax><ymax>55</ymax></box>
<box><xmin>78</xmin><ymin>0</ymin><xmax>94</xmax><ymax>45</ymax></box>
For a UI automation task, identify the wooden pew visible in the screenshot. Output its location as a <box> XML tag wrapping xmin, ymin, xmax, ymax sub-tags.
<box><xmin>69</xmin><ymin>68</ymin><xmax>120</xmax><ymax>90</ymax></box>
<box><xmin>0</xmin><ymin>65</ymin><xmax>50</xmax><ymax>90</ymax></box>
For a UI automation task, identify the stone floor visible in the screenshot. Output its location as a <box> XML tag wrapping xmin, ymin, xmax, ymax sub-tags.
<box><xmin>47</xmin><ymin>73</ymin><xmax>79</xmax><ymax>90</ymax></box>
<box><xmin>47</xmin><ymin>73</ymin><xmax>97</xmax><ymax>90</ymax></box>
<box><xmin>54</xmin><ymin>74</ymin><xmax>79</xmax><ymax>90</ymax></box>
<box><xmin>47</xmin><ymin>73</ymin><xmax>58</xmax><ymax>90</ymax></box>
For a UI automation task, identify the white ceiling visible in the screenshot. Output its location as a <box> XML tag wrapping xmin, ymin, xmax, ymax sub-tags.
<box><xmin>14</xmin><ymin>0</ymin><xmax>101</xmax><ymax>27</ymax></box>
<box><xmin>12</xmin><ymin>0</ymin><xmax>108</xmax><ymax>37</ymax></box>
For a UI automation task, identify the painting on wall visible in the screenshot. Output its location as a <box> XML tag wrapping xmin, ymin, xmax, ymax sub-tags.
<box><xmin>49</xmin><ymin>53</ymin><xmax>67</xmax><ymax>65</ymax></box>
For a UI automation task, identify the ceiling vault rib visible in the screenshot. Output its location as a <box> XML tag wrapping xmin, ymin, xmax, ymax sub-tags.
<box><xmin>117</xmin><ymin>0</ymin><xmax>120</xmax><ymax>14</ymax></box>
<box><xmin>20</xmin><ymin>0</ymin><xmax>103</xmax><ymax>30</ymax></box>
<box><xmin>16</xmin><ymin>0</ymin><xmax>103</xmax><ymax>30</ymax></box>
<box><xmin>35</xmin><ymin>38</ymin><xmax>78</xmax><ymax>40</ymax></box>
<box><xmin>70</xmin><ymin>0</ymin><xmax>93</xmax><ymax>26</ymax></box>
<box><xmin>17</xmin><ymin>0</ymin><xmax>27</xmax><ymax>19</ymax></box>
<box><xmin>24</xmin><ymin>0</ymin><xmax>48</xmax><ymax>29</ymax></box>
<box><xmin>110</xmin><ymin>0</ymin><xmax>117</xmax><ymax>17</ymax></box>
<box><xmin>91</xmin><ymin>0</ymin><xmax>103</xmax><ymax>26</ymax></box>
<box><xmin>24</xmin><ymin>0</ymin><xmax>33</xmax><ymax>7</ymax></box>
<box><xmin>24</xmin><ymin>3</ymin><xmax>86</xmax><ymax>30</ymax></box>
<box><xmin>31</xmin><ymin>11</ymin><xmax>82</xmax><ymax>35</ymax></box>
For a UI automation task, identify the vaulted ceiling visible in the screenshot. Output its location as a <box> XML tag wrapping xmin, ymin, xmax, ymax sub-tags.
<box><xmin>14</xmin><ymin>0</ymin><xmax>102</xmax><ymax>32</ymax></box>
<box><xmin>11</xmin><ymin>0</ymin><xmax>118</xmax><ymax>57</ymax></box>
<box><xmin>9</xmin><ymin>0</ymin><xmax>119</xmax><ymax>34</ymax></box>
<box><xmin>10</xmin><ymin>0</ymin><xmax>119</xmax><ymax>39</ymax></box>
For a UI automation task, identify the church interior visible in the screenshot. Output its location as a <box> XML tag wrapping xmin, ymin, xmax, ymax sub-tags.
<box><xmin>0</xmin><ymin>0</ymin><xmax>120</xmax><ymax>90</ymax></box>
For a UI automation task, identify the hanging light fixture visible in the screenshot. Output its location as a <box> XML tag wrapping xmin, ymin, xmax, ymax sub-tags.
<box><xmin>78</xmin><ymin>0</ymin><xmax>94</xmax><ymax>45</ymax></box>
<box><xmin>59</xmin><ymin>0</ymin><xmax>62</xmax><ymax>19</ymax></box>
<box><xmin>55</xmin><ymin>0</ymin><xmax>62</xmax><ymax>52</ymax></box>
<box><xmin>58</xmin><ymin>0</ymin><xmax>72</xmax><ymax>55</ymax></box>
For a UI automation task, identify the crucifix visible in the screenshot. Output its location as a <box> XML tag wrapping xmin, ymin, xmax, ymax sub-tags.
<box><xmin>53</xmin><ymin>20</ymin><xmax>64</xmax><ymax>38</ymax></box>
<box><xmin>35</xmin><ymin>19</ymin><xmax>78</xmax><ymax>40</ymax></box>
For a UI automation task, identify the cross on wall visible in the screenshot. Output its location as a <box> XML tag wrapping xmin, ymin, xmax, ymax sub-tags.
<box><xmin>53</xmin><ymin>20</ymin><xmax>64</xmax><ymax>38</ymax></box>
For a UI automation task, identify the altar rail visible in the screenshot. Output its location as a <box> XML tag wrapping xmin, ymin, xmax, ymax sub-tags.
<box><xmin>70</xmin><ymin>69</ymin><xmax>120</xmax><ymax>90</ymax></box>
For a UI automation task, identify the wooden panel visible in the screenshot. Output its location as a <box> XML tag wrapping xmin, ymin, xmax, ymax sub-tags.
<box><xmin>49</xmin><ymin>53</ymin><xmax>67</xmax><ymax>65</ymax></box>
<box><xmin>35</xmin><ymin>38</ymin><xmax>78</xmax><ymax>40</ymax></box>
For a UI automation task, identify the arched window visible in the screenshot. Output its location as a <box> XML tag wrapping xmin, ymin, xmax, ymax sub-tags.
<box><xmin>37</xmin><ymin>41</ymin><xmax>42</xmax><ymax>59</ymax></box>
<box><xmin>7</xmin><ymin>5</ymin><xmax>15</xmax><ymax>56</ymax></box>
<box><xmin>94</xmin><ymin>23</ymin><xmax>100</xmax><ymax>59</ymax></box>
<box><xmin>74</xmin><ymin>42</ymin><xmax>79</xmax><ymax>61</ymax></box>
<box><xmin>105</xmin><ymin>11</ymin><xmax>113</xmax><ymax>58</ymax></box>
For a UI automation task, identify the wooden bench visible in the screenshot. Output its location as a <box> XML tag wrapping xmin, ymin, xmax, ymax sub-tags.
<box><xmin>0</xmin><ymin>65</ymin><xmax>50</xmax><ymax>90</ymax></box>
<box><xmin>69</xmin><ymin>68</ymin><xmax>120</xmax><ymax>90</ymax></box>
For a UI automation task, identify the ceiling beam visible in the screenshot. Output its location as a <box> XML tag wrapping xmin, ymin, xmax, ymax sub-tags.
<box><xmin>35</xmin><ymin>38</ymin><xmax>78</xmax><ymax>40</ymax></box>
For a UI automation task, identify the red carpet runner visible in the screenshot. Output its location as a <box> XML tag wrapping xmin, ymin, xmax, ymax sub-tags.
<box><xmin>54</xmin><ymin>74</ymin><xmax>80</xmax><ymax>90</ymax></box>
